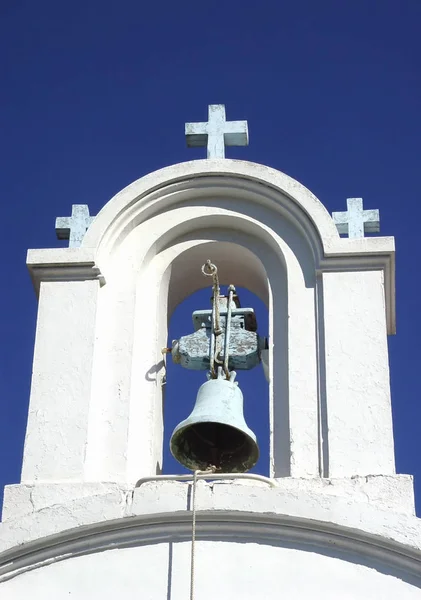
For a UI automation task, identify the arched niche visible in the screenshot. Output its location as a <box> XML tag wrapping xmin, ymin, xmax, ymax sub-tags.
<box><xmin>163</xmin><ymin>282</ymin><xmax>270</xmax><ymax>476</ymax></box>
<box><xmin>84</xmin><ymin>167</ymin><xmax>321</xmax><ymax>483</ymax></box>
<box><xmin>158</xmin><ymin>238</ymin><xmax>280</xmax><ymax>478</ymax></box>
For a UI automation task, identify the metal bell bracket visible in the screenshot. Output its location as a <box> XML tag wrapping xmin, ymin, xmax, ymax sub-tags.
<box><xmin>168</xmin><ymin>260</ymin><xmax>267</xmax><ymax>376</ymax></box>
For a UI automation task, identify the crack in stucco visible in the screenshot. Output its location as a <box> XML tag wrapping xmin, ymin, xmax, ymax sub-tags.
<box><xmin>121</xmin><ymin>489</ymin><xmax>134</xmax><ymax>516</ymax></box>
<box><xmin>29</xmin><ymin>488</ymin><xmax>35</xmax><ymax>512</ymax></box>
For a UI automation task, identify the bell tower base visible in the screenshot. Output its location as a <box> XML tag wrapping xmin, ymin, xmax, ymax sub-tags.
<box><xmin>2</xmin><ymin>473</ymin><xmax>415</xmax><ymax>524</ymax></box>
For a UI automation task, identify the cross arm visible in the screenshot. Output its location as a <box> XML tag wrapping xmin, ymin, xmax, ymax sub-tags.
<box><xmin>332</xmin><ymin>211</ymin><xmax>349</xmax><ymax>234</ymax></box>
<box><xmin>223</xmin><ymin>120</ymin><xmax>249</xmax><ymax>146</ymax></box>
<box><xmin>185</xmin><ymin>122</ymin><xmax>208</xmax><ymax>147</ymax></box>
<box><xmin>55</xmin><ymin>217</ymin><xmax>72</xmax><ymax>240</ymax></box>
<box><xmin>362</xmin><ymin>209</ymin><xmax>380</xmax><ymax>232</ymax></box>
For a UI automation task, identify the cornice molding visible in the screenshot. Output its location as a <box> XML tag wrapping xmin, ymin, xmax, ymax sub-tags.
<box><xmin>26</xmin><ymin>248</ymin><xmax>105</xmax><ymax>295</ymax></box>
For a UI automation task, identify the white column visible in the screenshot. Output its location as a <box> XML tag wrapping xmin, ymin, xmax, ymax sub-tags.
<box><xmin>83</xmin><ymin>277</ymin><xmax>136</xmax><ymax>483</ymax></box>
<box><xmin>21</xmin><ymin>251</ymin><xmax>101</xmax><ymax>482</ymax></box>
<box><xmin>288</xmin><ymin>283</ymin><xmax>319</xmax><ymax>478</ymax></box>
<box><xmin>322</xmin><ymin>270</ymin><xmax>395</xmax><ymax>477</ymax></box>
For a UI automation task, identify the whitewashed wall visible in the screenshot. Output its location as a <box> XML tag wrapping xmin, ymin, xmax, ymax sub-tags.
<box><xmin>2</xmin><ymin>540</ymin><xmax>421</xmax><ymax>600</ymax></box>
<box><xmin>1</xmin><ymin>480</ymin><xmax>421</xmax><ymax>599</ymax></box>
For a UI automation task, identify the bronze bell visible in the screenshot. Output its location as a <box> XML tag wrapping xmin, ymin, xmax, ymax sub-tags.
<box><xmin>170</xmin><ymin>368</ymin><xmax>259</xmax><ymax>473</ymax></box>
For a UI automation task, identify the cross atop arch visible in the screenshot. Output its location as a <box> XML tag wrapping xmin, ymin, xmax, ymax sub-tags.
<box><xmin>185</xmin><ymin>104</ymin><xmax>249</xmax><ymax>159</ymax></box>
<box><xmin>332</xmin><ymin>198</ymin><xmax>380</xmax><ymax>239</ymax></box>
<box><xmin>55</xmin><ymin>204</ymin><xmax>94</xmax><ymax>248</ymax></box>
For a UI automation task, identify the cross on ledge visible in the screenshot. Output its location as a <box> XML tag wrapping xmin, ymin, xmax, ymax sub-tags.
<box><xmin>185</xmin><ymin>104</ymin><xmax>249</xmax><ymax>159</ymax></box>
<box><xmin>56</xmin><ymin>204</ymin><xmax>95</xmax><ymax>248</ymax></box>
<box><xmin>332</xmin><ymin>198</ymin><xmax>380</xmax><ymax>239</ymax></box>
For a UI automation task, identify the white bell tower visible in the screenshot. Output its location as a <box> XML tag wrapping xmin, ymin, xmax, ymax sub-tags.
<box><xmin>1</xmin><ymin>105</ymin><xmax>421</xmax><ymax>599</ymax></box>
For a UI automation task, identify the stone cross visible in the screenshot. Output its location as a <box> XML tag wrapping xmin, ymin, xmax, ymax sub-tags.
<box><xmin>185</xmin><ymin>104</ymin><xmax>249</xmax><ymax>158</ymax></box>
<box><xmin>332</xmin><ymin>198</ymin><xmax>380</xmax><ymax>238</ymax></box>
<box><xmin>56</xmin><ymin>204</ymin><xmax>94</xmax><ymax>248</ymax></box>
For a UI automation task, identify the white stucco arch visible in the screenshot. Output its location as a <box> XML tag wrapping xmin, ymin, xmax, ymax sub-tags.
<box><xmin>82</xmin><ymin>159</ymin><xmax>338</xmax><ymax>264</ymax></box>
<box><xmin>81</xmin><ymin>158</ymin><xmax>394</xmax><ymax>330</ymax></box>
<box><xmin>81</xmin><ymin>163</ymin><xmax>322</xmax><ymax>482</ymax></box>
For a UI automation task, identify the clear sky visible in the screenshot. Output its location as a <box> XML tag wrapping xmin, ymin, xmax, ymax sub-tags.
<box><xmin>1</xmin><ymin>1</ymin><xmax>420</xmax><ymax>511</ymax></box>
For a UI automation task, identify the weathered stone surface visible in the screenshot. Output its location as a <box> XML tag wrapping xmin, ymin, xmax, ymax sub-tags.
<box><xmin>1</xmin><ymin>481</ymin><xmax>421</xmax><ymax>598</ymax></box>
<box><xmin>185</xmin><ymin>104</ymin><xmax>248</xmax><ymax>158</ymax></box>
<box><xmin>55</xmin><ymin>204</ymin><xmax>94</xmax><ymax>248</ymax></box>
<box><xmin>332</xmin><ymin>197</ymin><xmax>380</xmax><ymax>238</ymax></box>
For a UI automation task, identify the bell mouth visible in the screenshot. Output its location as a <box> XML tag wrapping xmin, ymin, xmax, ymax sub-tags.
<box><xmin>170</xmin><ymin>421</ymin><xmax>259</xmax><ymax>473</ymax></box>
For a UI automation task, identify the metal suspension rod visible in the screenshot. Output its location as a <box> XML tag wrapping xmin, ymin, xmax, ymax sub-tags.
<box><xmin>223</xmin><ymin>284</ymin><xmax>235</xmax><ymax>377</ymax></box>
<box><xmin>209</xmin><ymin>288</ymin><xmax>217</xmax><ymax>376</ymax></box>
<box><xmin>202</xmin><ymin>260</ymin><xmax>222</xmax><ymax>378</ymax></box>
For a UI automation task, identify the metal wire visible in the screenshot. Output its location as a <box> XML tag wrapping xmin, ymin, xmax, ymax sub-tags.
<box><xmin>134</xmin><ymin>471</ymin><xmax>278</xmax><ymax>599</ymax></box>
<box><xmin>190</xmin><ymin>469</ymin><xmax>199</xmax><ymax>600</ymax></box>
<box><xmin>189</xmin><ymin>468</ymin><xmax>216</xmax><ymax>600</ymax></box>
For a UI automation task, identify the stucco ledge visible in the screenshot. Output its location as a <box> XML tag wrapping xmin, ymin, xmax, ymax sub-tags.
<box><xmin>1</xmin><ymin>481</ymin><xmax>421</xmax><ymax>582</ymax></box>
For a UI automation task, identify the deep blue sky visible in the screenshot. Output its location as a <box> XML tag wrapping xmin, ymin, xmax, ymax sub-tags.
<box><xmin>1</xmin><ymin>1</ymin><xmax>420</xmax><ymax>511</ymax></box>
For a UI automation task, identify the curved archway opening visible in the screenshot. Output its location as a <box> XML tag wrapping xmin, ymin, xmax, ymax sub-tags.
<box><xmin>145</xmin><ymin>235</ymin><xmax>291</xmax><ymax>478</ymax></box>
<box><xmin>155</xmin><ymin>239</ymin><xmax>277</xmax><ymax>476</ymax></box>
<box><xmin>163</xmin><ymin>286</ymin><xmax>270</xmax><ymax>476</ymax></box>
<box><xmin>121</xmin><ymin>225</ymin><xmax>294</xmax><ymax>481</ymax></box>
<box><xmin>85</xmin><ymin>171</ymin><xmax>331</xmax><ymax>482</ymax></box>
